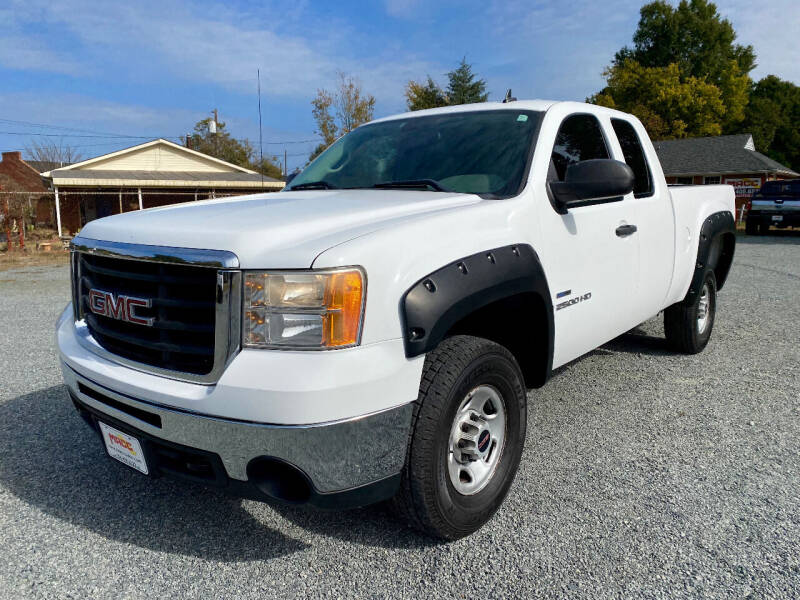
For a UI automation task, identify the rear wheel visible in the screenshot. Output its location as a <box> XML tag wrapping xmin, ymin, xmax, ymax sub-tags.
<box><xmin>745</xmin><ymin>218</ymin><xmax>758</xmax><ymax>235</ymax></box>
<box><xmin>759</xmin><ymin>221</ymin><xmax>771</xmax><ymax>235</ymax></box>
<box><xmin>664</xmin><ymin>270</ymin><xmax>717</xmax><ymax>354</ymax></box>
<box><xmin>392</xmin><ymin>335</ymin><xmax>527</xmax><ymax>540</ymax></box>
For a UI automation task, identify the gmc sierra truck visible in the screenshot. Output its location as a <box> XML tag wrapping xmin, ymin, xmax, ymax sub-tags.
<box><xmin>57</xmin><ymin>100</ymin><xmax>736</xmax><ymax>540</ymax></box>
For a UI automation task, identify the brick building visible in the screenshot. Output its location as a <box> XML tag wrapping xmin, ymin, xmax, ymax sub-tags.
<box><xmin>0</xmin><ymin>151</ymin><xmax>53</xmax><ymax>226</ymax></box>
<box><xmin>654</xmin><ymin>134</ymin><xmax>799</xmax><ymax>219</ymax></box>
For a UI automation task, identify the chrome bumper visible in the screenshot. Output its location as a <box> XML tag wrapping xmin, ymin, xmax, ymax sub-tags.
<box><xmin>62</xmin><ymin>363</ymin><xmax>413</xmax><ymax>494</ymax></box>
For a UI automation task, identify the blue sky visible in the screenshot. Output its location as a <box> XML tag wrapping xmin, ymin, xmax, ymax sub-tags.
<box><xmin>1</xmin><ymin>0</ymin><xmax>798</xmax><ymax>172</ymax></box>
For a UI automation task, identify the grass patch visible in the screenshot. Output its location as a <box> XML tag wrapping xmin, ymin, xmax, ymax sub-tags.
<box><xmin>0</xmin><ymin>249</ymin><xmax>69</xmax><ymax>271</ymax></box>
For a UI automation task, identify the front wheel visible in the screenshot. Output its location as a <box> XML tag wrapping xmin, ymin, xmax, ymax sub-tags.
<box><xmin>664</xmin><ymin>270</ymin><xmax>717</xmax><ymax>354</ymax></box>
<box><xmin>391</xmin><ymin>335</ymin><xmax>527</xmax><ymax>540</ymax></box>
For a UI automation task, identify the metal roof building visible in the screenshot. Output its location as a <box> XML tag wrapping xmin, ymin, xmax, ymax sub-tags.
<box><xmin>40</xmin><ymin>138</ymin><xmax>283</xmax><ymax>237</ymax></box>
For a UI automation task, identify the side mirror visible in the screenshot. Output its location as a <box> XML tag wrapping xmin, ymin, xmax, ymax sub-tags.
<box><xmin>284</xmin><ymin>172</ymin><xmax>298</xmax><ymax>186</ymax></box>
<box><xmin>549</xmin><ymin>159</ymin><xmax>634</xmax><ymax>213</ymax></box>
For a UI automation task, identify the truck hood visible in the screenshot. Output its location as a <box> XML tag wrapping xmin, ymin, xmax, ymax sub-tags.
<box><xmin>77</xmin><ymin>189</ymin><xmax>482</xmax><ymax>268</ymax></box>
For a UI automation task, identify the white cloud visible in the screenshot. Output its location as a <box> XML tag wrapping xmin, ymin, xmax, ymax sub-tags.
<box><xmin>0</xmin><ymin>35</ymin><xmax>82</xmax><ymax>75</ymax></box>
<box><xmin>717</xmin><ymin>0</ymin><xmax>800</xmax><ymax>83</ymax></box>
<box><xmin>0</xmin><ymin>92</ymin><xmax>196</xmax><ymax>136</ymax></box>
<box><xmin>385</xmin><ymin>0</ymin><xmax>423</xmax><ymax>19</ymax></box>
<box><xmin>2</xmin><ymin>0</ymin><xmax>440</xmax><ymax>105</ymax></box>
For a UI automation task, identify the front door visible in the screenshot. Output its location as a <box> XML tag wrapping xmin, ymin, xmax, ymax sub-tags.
<box><xmin>538</xmin><ymin>113</ymin><xmax>640</xmax><ymax>367</ymax></box>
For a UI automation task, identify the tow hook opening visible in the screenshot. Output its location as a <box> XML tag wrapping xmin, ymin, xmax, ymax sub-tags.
<box><xmin>247</xmin><ymin>457</ymin><xmax>312</xmax><ymax>504</ymax></box>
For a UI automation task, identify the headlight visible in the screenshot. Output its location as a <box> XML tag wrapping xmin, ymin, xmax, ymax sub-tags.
<box><xmin>243</xmin><ymin>268</ymin><xmax>365</xmax><ymax>349</ymax></box>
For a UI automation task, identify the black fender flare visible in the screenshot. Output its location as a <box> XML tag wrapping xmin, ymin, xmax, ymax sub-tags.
<box><xmin>683</xmin><ymin>211</ymin><xmax>736</xmax><ymax>304</ymax></box>
<box><xmin>401</xmin><ymin>244</ymin><xmax>554</xmax><ymax>383</ymax></box>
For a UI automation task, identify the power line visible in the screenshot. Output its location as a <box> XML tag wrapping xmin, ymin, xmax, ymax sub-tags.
<box><xmin>0</xmin><ymin>116</ymin><xmax>322</xmax><ymax>145</ymax></box>
<box><xmin>0</xmin><ymin>130</ymin><xmax>173</xmax><ymax>140</ymax></box>
<box><xmin>0</xmin><ymin>129</ymin><xmax>321</xmax><ymax>147</ymax></box>
<box><xmin>0</xmin><ymin>117</ymin><xmax>160</xmax><ymax>139</ymax></box>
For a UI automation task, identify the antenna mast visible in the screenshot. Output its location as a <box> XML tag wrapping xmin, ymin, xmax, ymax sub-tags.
<box><xmin>257</xmin><ymin>69</ymin><xmax>264</xmax><ymax>190</ymax></box>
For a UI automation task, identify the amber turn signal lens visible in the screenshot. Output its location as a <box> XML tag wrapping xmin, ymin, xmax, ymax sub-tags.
<box><xmin>322</xmin><ymin>270</ymin><xmax>364</xmax><ymax>347</ymax></box>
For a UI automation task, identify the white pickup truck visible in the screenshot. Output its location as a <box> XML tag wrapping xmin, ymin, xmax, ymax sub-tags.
<box><xmin>57</xmin><ymin>100</ymin><xmax>736</xmax><ymax>539</ymax></box>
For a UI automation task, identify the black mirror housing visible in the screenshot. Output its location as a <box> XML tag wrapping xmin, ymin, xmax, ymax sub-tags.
<box><xmin>549</xmin><ymin>159</ymin><xmax>635</xmax><ymax>212</ymax></box>
<box><xmin>284</xmin><ymin>172</ymin><xmax>298</xmax><ymax>186</ymax></box>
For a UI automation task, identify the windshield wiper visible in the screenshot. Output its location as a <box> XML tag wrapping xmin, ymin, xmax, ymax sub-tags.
<box><xmin>373</xmin><ymin>179</ymin><xmax>451</xmax><ymax>192</ymax></box>
<box><xmin>288</xmin><ymin>180</ymin><xmax>338</xmax><ymax>190</ymax></box>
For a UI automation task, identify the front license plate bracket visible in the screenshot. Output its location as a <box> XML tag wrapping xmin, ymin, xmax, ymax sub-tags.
<box><xmin>98</xmin><ymin>421</ymin><xmax>149</xmax><ymax>475</ymax></box>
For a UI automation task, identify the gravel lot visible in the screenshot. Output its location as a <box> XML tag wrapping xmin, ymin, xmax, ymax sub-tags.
<box><xmin>1</xmin><ymin>234</ymin><xmax>798</xmax><ymax>599</ymax></box>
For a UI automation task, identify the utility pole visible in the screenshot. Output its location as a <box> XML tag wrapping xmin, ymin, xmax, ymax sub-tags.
<box><xmin>257</xmin><ymin>69</ymin><xmax>264</xmax><ymax>191</ymax></box>
<box><xmin>284</xmin><ymin>149</ymin><xmax>288</xmax><ymax>178</ymax></box>
<box><xmin>212</xmin><ymin>108</ymin><xmax>219</xmax><ymax>157</ymax></box>
<box><xmin>2</xmin><ymin>191</ymin><xmax>12</xmax><ymax>253</ymax></box>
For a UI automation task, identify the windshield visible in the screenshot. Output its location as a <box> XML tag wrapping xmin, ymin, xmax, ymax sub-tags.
<box><xmin>288</xmin><ymin>110</ymin><xmax>542</xmax><ymax>198</ymax></box>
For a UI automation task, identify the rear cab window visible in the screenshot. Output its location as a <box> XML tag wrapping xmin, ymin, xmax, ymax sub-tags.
<box><xmin>757</xmin><ymin>181</ymin><xmax>800</xmax><ymax>199</ymax></box>
<box><xmin>610</xmin><ymin>118</ymin><xmax>653</xmax><ymax>198</ymax></box>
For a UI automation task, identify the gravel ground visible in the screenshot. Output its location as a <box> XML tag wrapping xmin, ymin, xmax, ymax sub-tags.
<box><xmin>1</xmin><ymin>234</ymin><xmax>798</xmax><ymax>599</ymax></box>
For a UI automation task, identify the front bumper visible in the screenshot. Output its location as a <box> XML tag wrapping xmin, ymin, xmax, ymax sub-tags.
<box><xmin>57</xmin><ymin>304</ymin><xmax>420</xmax><ymax>506</ymax></box>
<box><xmin>66</xmin><ymin>371</ymin><xmax>411</xmax><ymax>507</ymax></box>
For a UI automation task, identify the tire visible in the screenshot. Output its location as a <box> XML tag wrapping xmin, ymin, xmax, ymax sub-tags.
<box><xmin>745</xmin><ymin>218</ymin><xmax>758</xmax><ymax>235</ymax></box>
<box><xmin>391</xmin><ymin>335</ymin><xmax>527</xmax><ymax>540</ymax></box>
<box><xmin>759</xmin><ymin>221</ymin><xmax>771</xmax><ymax>235</ymax></box>
<box><xmin>664</xmin><ymin>270</ymin><xmax>717</xmax><ymax>354</ymax></box>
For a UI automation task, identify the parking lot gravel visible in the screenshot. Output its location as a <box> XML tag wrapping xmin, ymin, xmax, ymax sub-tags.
<box><xmin>1</xmin><ymin>234</ymin><xmax>798</xmax><ymax>599</ymax></box>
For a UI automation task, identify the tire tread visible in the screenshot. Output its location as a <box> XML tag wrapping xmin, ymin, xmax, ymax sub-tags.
<box><xmin>391</xmin><ymin>335</ymin><xmax>525</xmax><ymax>539</ymax></box>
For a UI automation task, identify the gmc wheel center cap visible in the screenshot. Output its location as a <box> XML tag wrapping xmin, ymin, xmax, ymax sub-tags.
<box><xmin>477</xmin><ymin>430</ymin><xmax>491</xmax><ymax>453</ymax></box>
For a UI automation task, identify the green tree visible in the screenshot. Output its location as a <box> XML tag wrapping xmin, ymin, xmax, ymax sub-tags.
<box><xmin>615</xmin><ymin>0</ymin><xmax>755</xmax><ymax>82</ymax></box>
<box><xmin>405</xmin><ymin>59</ymin><xmax>489</xmax><ymax>111</ymax></box>
<box><xmin>405</xmin><ymin>76</ymin><xmax>448</xmax><ymax>111</ymax></box>
<box><xmin>186</xmin><ymin>118</ymin><xmax>254</xmax><ymax>168</ymax></box>
<box><xmin>594</xmin><ymin>0</ymin><xmax>752</xmax><ymax>137</ymax></box>
<box><xmin>253</xmin><ymin>156</ymin><xmax>284</xmax><ymax>180</ymax></box>
<box><xmin>738</xmin><ymin>75</ymin><xmax>800</xmax><ymax>171</ymax></box>
<box><xmin>309</xmin><ymin>72</ymin><xmax>376</xmax><ymax>162</ymax></box>
<box><xmin>185</xmin><ymin>117</ymin><xmax>282</xmax><ymax>179</ymax></box>
<box><xmin>446</xmin><ymin>58</ymin><xmax>489</xmax><ymax>105</ymax></box>
<box><xmin>592</xmin><ymin>60</ymin><xmax>725</xmax><ymax>139</ymax></box>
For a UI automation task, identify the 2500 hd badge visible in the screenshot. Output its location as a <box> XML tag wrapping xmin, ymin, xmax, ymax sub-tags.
<box><xmin>58</xmin><ymin>100</ymin><xmax>735</xmax><ymax>540</ymax></box>
<box><xmin>556</xmin><ymin>291</ymin><xmax>592</xmax><ymax>311</ymax></box>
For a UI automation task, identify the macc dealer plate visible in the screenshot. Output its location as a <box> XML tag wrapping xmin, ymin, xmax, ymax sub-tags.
<box><xmin>99</xmin><ymin>422</ymin><xmax>149</xmax><ymax>474</ymax></box>
<box><xmin>772</xmin><ymin>215</ymin><xmax>783</xmax><ymax>221</ymax></box>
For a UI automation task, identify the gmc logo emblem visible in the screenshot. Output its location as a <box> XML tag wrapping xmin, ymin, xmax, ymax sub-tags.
<box><xmin>88</xmin><ymin>289</ymin><xmax>154</xmax><ymax>326</ymax></box>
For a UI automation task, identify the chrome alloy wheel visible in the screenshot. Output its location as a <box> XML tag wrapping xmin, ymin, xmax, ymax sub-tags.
<box><xmin>697</xmin><ymin>282</ymin><xmax>711</xmax><ymax>334</ymax></box>
<box><xmin>447</xmin><ymin>385</ymin><xmax>507</xmax><ymax>495</ymax></box>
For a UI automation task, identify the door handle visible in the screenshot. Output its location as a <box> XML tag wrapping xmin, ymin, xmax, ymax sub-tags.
<box><xmin>615</xmin><ymin>224</ymin><xmax>638</xmax><ymax>237</ymax></box>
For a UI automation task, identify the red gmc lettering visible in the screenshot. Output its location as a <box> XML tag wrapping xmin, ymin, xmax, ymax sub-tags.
<box><xmin>125</xmin><ymin>298</ymin><xmax>153</xmax><ymax>326</ymax></box>
<box><xmin>88</xmin><ymin>289</ymin><xmax>106</xmax><ymax>314</ymax></box>
<box><xmin>106</xmin><ymin>293</ymin><xmax>126</xmax><ymax>320</ymax></box>
<box><xmin>88</xmin><ymin>289</ymin><xmax>153</xmax><ymax>326</ymax></box>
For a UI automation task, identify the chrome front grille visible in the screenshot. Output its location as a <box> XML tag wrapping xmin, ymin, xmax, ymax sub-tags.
<box><xmin>70</xmin><ymin>237</ymin><xmax>241</xmax><ymax>384</ymax></box>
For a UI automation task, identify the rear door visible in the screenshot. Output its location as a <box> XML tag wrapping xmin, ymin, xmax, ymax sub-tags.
<box><xmin>538</xmin><ymin>112</ymin><xmax>640</xmax><ymax>367</ymax></box>
<box><xmin>608</xmin><ymin>117</ymin><xmax>675</xmax><ymax>320</ymax></box>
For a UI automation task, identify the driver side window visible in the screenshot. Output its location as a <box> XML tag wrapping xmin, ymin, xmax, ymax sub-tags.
<box><xmin>550</xmin><ymin>114</ymin><xmax>609</xmax><ymax>181</ymax></box>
